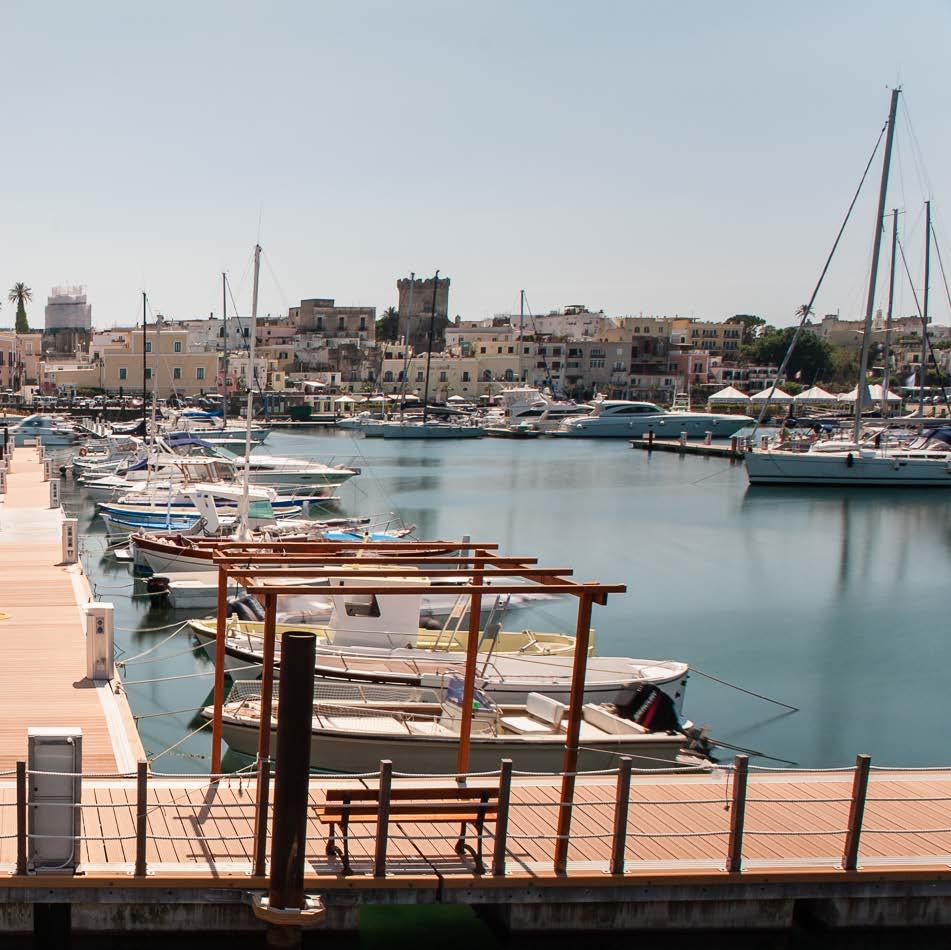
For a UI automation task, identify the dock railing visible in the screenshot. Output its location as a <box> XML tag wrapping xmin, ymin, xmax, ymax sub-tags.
<box><xmin>5</xmin><ymin>753</ymin><xmax>948</xmax><ymax>879</ymax></box>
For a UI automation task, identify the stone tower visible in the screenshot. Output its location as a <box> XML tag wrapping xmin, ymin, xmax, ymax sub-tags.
<box><xmin>396</xmin><ymin>275</ymin><xmax>450</xmax><ymax>353</ymax></box>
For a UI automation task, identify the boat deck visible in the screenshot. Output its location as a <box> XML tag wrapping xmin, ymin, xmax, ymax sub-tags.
<box><xmin>0</xmin><ymin>446</ymin><xmax>142</xmax><ymax>773</ymax></box>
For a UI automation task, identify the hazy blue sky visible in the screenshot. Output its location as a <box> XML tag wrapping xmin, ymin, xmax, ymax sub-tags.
<box><xmin>1</xmin><ymin>1</ymin><xmax>949</xmax><ymax>329</ymax></box>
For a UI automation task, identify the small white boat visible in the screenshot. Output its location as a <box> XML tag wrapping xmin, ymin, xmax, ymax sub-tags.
<box><xmin>206</xmin><ymin>680</ymin><xmax>702</xmax><ymax>774</ymax></box>
<box><xmin>376</xmin><ymin>421</ymin><xmax>483</xmax><ymax>439</ymax></box>
<box><xmin>12</xmin><ymin>414</ymin><xmax>80</xmax><ymax>447</ymax></box>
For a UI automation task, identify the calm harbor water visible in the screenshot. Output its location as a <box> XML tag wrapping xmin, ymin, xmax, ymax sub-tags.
<box><xmin>60</xmin><ymin>429</ymin><xmax>951</xmax><ymax>773</ymax></box>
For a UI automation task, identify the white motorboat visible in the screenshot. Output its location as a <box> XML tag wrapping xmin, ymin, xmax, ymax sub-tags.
<box><xmin>205</xmin><ymin>680</ymin><xmax>702</xmax><ymax>774</ymax></box>
<box><xmin>12</xmin><ymin>414</ymin><xmax>80</xmax><ymax>447</ymax></box>
<box><xmin>376</xmin><ymin>421</ymin><xmax>483</xmax><ymax>439</ymax></box>
<box><xmin>554</xmin><ymin>400</ymin><xmax>752</xmax><ymax>438</ymax></box>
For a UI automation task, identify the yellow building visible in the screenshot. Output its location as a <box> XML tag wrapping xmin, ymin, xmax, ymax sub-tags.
<box><xmin>99</xmin><ymin>329</ymin><xmax>219</xmax><ymax>397</ymax></box>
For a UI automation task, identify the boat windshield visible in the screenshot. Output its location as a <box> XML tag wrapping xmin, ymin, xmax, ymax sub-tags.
<box><xmin>444</xmin><ymin>676</ymin><xmax>495</xmax><ymax>712</ymax></box>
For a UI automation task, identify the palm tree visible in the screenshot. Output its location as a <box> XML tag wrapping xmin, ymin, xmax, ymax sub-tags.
<box><xmin>8</xmin><ymin>283</ymin><xmax>31</xmax><ymax>333</ymax></box>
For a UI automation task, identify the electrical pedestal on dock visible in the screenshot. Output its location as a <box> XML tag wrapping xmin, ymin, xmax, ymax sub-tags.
<box><xmin>27</xmin><ymin>727</ymin><xmax>82</xmax><ymax>873</ymax></box>
<box><xmin>82</xmin><ymin>603</ymin><xmax>114</xmax><ymax>681</ymax></box>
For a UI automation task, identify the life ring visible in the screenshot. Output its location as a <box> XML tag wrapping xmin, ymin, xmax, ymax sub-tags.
<box><xmin>79</xmin><ymin>447</ymin><xmax>89</xmax><ymax>457</ymax></box>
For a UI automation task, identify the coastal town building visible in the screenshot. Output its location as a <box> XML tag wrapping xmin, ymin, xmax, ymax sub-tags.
<box><xmin>397</xmin><ymin>275</ymin><xmax>450</xmax><ymax>353</ymax></box>
<box><xmin>42</xmin><ymin>286</ymin><xmax>93</xmax><ymax>357</ymax></box>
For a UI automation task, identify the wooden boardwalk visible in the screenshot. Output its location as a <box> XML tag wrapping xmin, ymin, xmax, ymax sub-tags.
<box><xmin>0</xmin><ymin>446</ymin><xmax>142</xmax><ymax>773</ymax></box>
<box><xmin>3</xmin><ymin>441</ymin><xmax>951</xmax><ymax>938</ymax></box>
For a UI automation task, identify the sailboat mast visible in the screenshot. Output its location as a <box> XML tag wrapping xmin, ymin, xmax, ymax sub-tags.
<box><xmin>880</xmin><ymin>209</ymin><xmax>899</xmax><ymax>417</ymax></box>
<box><xmin>519</xmin><ymin>289</ymin><xmax>524</xmax><ymax>345</ymax></box>
<box><xmin>421</xmin><ymin>270</ymin><xmax>439</xmax><ymax>425</ymax></box>
<box><xmin>853</xmin><ymin>87</ymin><xmax>900</xmax><ymax>444</ymax></box>
<box><xmin>238</xmin><ymin>244</ymin><xmax>261</xmax><ymax>540</ymax></box>
<box><xmin>221</xmin><ymin>272</ymin><xmax>228</xmax><ymax>426</ymax></box>
<box><xmin>141</xmin><ymin>292</ymin><xmax>147</xmax><ymax>435</ymax></box>
<box><xmin>919</xmin><ymin>200</ymin><xmax>931</xmax><ymax>415</ymax></box>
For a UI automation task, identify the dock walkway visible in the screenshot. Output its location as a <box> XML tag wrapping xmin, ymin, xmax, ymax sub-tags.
<box><xmin>1</xmin><ymin>445</ymin><xmax>951</xmax><ymax>934</ymax></box>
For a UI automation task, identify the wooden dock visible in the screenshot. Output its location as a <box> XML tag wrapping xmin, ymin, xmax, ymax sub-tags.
<box><xmin>630</xmin><ymin>436</ymin><xmax>747</xmax><ymax>459</ymax></box>
<box><xmin>2</xmin><ymin>442</ymin><xmax>951</xmax><ymax>935</ymax></box>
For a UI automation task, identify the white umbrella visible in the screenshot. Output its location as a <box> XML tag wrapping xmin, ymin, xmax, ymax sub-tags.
<box><xmin>334</xmin><ymin>395</ymin><xmax>356</xmax><ymax>404</ymax></box>
<box><xmin>707</xmin><ymin>385</ymin><xmax>749</xmax><ymax>404</ymax></box>
<box><xmin>749</xmin><ymin>386</ymin><xmax>793</xmax><ymax>403</ymax></box>
<box><xmin>794</xmin><ymin>385</ymin><xmax>838</xmax><ymax>404</ymax></box>
<box><xmin>447</xmin><ymin>395</ymin><xmax>467</xmax><ymax>403</ymax></box>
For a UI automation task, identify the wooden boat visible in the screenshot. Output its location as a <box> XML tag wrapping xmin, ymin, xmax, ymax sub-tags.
<box><xmin>204</xmin><ymin>680</ymin><xmax>705</xmax><ymax>773</ymax></box>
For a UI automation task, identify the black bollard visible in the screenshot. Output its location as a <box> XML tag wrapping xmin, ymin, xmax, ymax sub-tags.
<box><xmin>267</xmin><ymin>631</ymin><xmax>317</xmax><ymax>941</ymax></box>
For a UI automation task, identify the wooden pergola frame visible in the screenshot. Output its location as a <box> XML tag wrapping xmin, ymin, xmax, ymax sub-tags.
<box><xmin>207</xmin><ymin>538</ymin><xmax>625</xmax><ymax>874</ymax></box>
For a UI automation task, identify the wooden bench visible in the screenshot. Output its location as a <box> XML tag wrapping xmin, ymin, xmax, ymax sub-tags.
<box><xmin>316</xmin><ymin>775</ymin><xmax>501</xmax><ymax>876</ymax></box>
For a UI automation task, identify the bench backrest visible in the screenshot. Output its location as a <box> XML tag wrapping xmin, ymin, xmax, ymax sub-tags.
<box><xmin>325</xmin><ymin>785</ymin><xmax>499</xmax><ymax>804</ymax></box>
<box><xmin>526</xmin><ymin>691</ymin><xmax>567</xmax><ymax>727</ymax></box>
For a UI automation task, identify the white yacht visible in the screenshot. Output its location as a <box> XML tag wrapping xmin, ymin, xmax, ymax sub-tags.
<box><xmin>555</xmin><ymin>400</ymin><xmax>753</xmax><ymax>438</ymax></box>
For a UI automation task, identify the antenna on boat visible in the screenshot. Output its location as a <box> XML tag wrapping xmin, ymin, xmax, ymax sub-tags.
<box><xmin>854</xmin><ymin>86</ymin><xmax>900</xmax><ymax>443</ymax></box>
<box><xmin>237</xmin><ymin>244</ymin><xmax>261</xmax><ymax>541</ymax></box>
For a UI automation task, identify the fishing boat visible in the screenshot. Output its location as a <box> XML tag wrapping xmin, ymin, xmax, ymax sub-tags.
<box><xmin>554</xmin><ymin>400</ymin><xmax>752</xmax><ymax>438</ymax></box>
<box><xmin>204</xmin><ymin>679</ymin><xmax>701</xmax><ymax>773</ymax></box>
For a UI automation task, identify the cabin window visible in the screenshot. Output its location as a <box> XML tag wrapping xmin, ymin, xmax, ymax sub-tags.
<box><xmin>344</xmin><ymin>595</ymin><xmax>381</xmax><ymax>618</ymax></box>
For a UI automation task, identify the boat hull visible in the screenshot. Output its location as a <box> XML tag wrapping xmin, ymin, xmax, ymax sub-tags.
<box><xmin>745</xmin><ymin>450</ymin><xmax>951</xmax><ymax>486</ymax></box>
<box><xmin>216</xmin><ymin>715</ymin><xmax>689</xmax><ymax>773</ymax></box>
<box><xmin>558</xmin><ymin>414</ymin><xmax>752</xmax><ymax>438</ymax></box>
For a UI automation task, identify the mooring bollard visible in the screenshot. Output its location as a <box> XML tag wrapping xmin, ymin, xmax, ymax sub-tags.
<box><xmin>646</xmin><ymin>430</ymin><xmax>654</xmax><ymax>451</ymax></box>
<box><xmin>61</xmin><ymin>519</ymin><xmax>78</xmax><ymax>564</ymax></box>
<box><xmin>731</xmin><ymin>436</ymin><xmax>739</xmax><ymax>454</ymax></box>
<box><xmin>679</xmin><ymin>431</ymin><xmax>688</xmax><ymax>447</ymax></box>
<box><xmin>43</xmin><ymin>458</ymin><xmax>52</xmax><ymax>481</ymax></box>
<box><xmin>704</xmin><ymin>430</ymin><xmax>713</xmax><ymax>445</ymax></box>
<box><xmin>49</xmin><ymin>477</ymin><xmax>60</xmax><ymax>509</ymax></box>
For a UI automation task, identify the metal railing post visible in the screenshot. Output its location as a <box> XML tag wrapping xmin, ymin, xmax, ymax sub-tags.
<box><xmin>373</xmin><ymin>760</ymin><xmax>393</xmax><ymax>878</ymax></box>
<box><xmin>135</xmin><ymin>759</ymin><xmax>148</xmax><ymax>876</ymax></box>
<box><xmin>842</xmin><ymin>754</ymin><xmax>871</xmax><ymax>871</ymax></box>
<box><xmin>610</xmin><ymin>757</ymin><xmax>633</xmax><ymax>875</ymax></box>
<box><xmin>726</xmin><ymin>754</ymin><xmax>749</xmax><ymax>873</ymax></box>
<box><xmin>491</xmin><ymin>758</ymin><xmax>513</xmax><ymax>877</ymax></box>
<box><xmin>16</xmin><ymin>761</ymin><xmax>26</xmax><ymax>875</ymax></box>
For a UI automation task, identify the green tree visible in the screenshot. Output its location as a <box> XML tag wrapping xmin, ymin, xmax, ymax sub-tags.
<box><xmin>375</xmin><ymin>306</ymin><xmax>400</xmax><ymax>342</ymax></box>
<box><xmin>726</xmin><ymin>313</ymin><xmax>766</xmax><ymax>345</ymax></box>
<box><xmin>741</xmin><ymin>327</ymin><xmax>834</xmax><ymax>383</ymax></box>
<box><xmin>8</xmin><ymin>283</ymin><xmax>31</xmax><ymax>333</ymax></box>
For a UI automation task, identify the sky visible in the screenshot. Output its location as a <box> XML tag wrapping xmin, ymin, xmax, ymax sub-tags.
<box><xmin>1</xmin><ymin>0</ymin><xmax>949</xmax><ymax>330</ymax></box>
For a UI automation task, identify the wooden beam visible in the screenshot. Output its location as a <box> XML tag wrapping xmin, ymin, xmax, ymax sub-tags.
<box><xmin>243</xmin><ymin>583</ymin><xmax>625</xmax><ymax>597</ymax></box>
<box><xmin>610</xmin><ymin>757</ymin><xmax>633</xmax><ymax>875</ymax></box>
<box><xmin>455</xmin><ymin>554</ymin><xmax>484</xmax><ymax>776</ymax></box>
<box><xmin>16</xmin><ymin>760</ymin><xmax>26</xmax><ymax>875</ymax></box>
<box><xmin>374</xmin><ymin>760</ymin><xmax>393</xmax><ymax>878</ymax></box>
<box><xmin>554</xmin><ymin>590</ymin><xmax>595</xmax><ymax>874</ymax></box>
<box><xmin>492</xmin><ymin>759</ymin><xmax>513</xmax><ymax>877</ymax></box>
<box><xmin>228</xmin><ymin>566</ymin><xmax>571</xmax><ymax>579</ymax></box>
<box><xmin>726</xmin><ymin>755</ymin><xmax>749</xmax><ymax>873</ymax></box>
<box><xmin>842</xmin><ymin>754</ymin><xmax>871</xmax><ymax>871</ymax></box>
<box><xmin>135</xmin><ymin>760</ymin><xmax>148</xmax><ymax>877</ymax></box>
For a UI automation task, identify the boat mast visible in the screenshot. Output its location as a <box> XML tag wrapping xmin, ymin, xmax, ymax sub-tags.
<box><xmin>221</xmin><ymin>272</ymin><xmax>228</xmax><ymax>426</ymax></box>
<box><xmin>141</xmin><ymin>292</ymin><xmax>147</xmax><ymax>435</ymax></box>
<box><xmin>918</xmin><ymin>199</ymin><xmax>931</xmax><ymax>415</ymax></box>
<box><xmin>519</xmin><ymin>289</ymin><xmax>524</xmax><ymax>346</ymax></box>
<box><xmin>399</xmin><ymin>273</ymin><xmax>414</xmax><ymax>423</ymax></box>
<box><xmin>854</xmin><ymin>87</ymin><xmax>900</xmax><ymax>444</ymax></box>
<box><xmin>421</xmin><ymin>270</ymin><xmax>438</xmax><ymax>425</ymax></box>
<box><xmin>238</xmin><ymin>244</ymin><xmax>261</xmax><ymax>540</ymax></box>
<box><xmin>880</xmin><ymin>209</ymin><xmax>899</xmax><ymax>417</ymax></box>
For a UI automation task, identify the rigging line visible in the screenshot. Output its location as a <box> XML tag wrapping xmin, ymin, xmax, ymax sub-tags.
<box><xmin>900</xmin><ymin>96</ymin><xmax>934</xmax><ymax>201</ymax></box>
<box><xmin>261</xmin><ymin>248</ymin><xmax>290</xmax><ymax>313</ymax></box>
<box><xmin>751</xmin><ymin>117</ymin><xmax>889</xmax><ymax>434</ymax></box>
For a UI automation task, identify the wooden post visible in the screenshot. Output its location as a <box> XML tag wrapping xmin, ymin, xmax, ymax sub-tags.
<box><xmin>269</xmin><ymin>632</ymin><xmax>317</xmax><ymax>909</ymax></box>
<box><xmin>726</xmin><ymin>754</ymin><xmax>749</xmax><ymax>873</ymax></box>
<box><xmin>253</xmin><ymin>753</ymin><xmax>270</xmax><ymax>878</ymax></box>
<box><xmin>842</xmin><ymin>754</ymin><xmax>871</xmax><ymax>871</ymax></box>
<box><xmin>16</xmin><ymin>760</ymin><xmax>26</xmax><ymax>875</ymax></box>
<box><xmin>610</xmin><ymin>757</ymin><xmax>633</xmax><ymax>875</ymax></box>
<box><xmin>492</xmin><ymin>758</ymin><xmax>513</xmax><ymax>877</ymax></box>
<box><xmin>210</xmin><ymin>565</ymin><xmax>228</xmax><ymax>774</ymax></box>
<box><xmin>135</xmin><ymin>759</ymin><xmax>148</xmax><ymax>876</ymax></box>
<box><xmin>373</xmin><ymin>760</ymin><xmax>393</xmax><ymax>878</ymax></box>
<box><xmin>455</xmin><ymin>553</ymin><xmax>484</xmax><ymax>776</ymax></box>
<box><xmin>554</xmin><ymin>590</ymin><xmax>595</xmax><ymax>874</ymax></box>
<box><xmin>647</xmin><ymin>430</ymin><xmax>654</xmax><ymax>450</ymax></box>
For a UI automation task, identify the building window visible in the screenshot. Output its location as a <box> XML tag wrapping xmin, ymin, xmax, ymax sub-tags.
<box><xmin>416</xmin><ymin>371</ymin><xmax>424</xmax><ymax>383</ymax></box>
<box><xmin>173</xmin><ymin>340</ymin><xmax>182</xmax><ymax>353</ymax></box>
<box><xmin>243</xmin><ymin>327</ymin><xmax>249</xmax><ymax>337</ymax></box>
<box><xmin>480</xmin><ymin>347</ymin><xmax>486</xmax><ymax>354</ymax></box>
<box><xmin>145</xmin><ymin>368</ymin><xmax>152</xmax><ymax>380</ymax></box>
<box><xmin>173</xmin><ymin>367</ymin><xmax>182</xmax><ymax>380</ymax></box>
<box><xmin>196</xmin><ymin>367</ymin><xmax>205</xmax><ymax>381</ymax></box>
<box><xmin>507</xmin><ymin>346</ymin><xmax>514</xmax><ymax>354</ymax></box>
<box><xmin>504</xmin><ymin>369</ymin><xmax>515</xmax><ymax>381</ymax></box>
<box><xmin>119</xmin><ymin>367</ymin><xmax>127</xmax><ymax>380</ymax></box>
<box><xmin>462</xmin><ymin>371</ymin><xmax>470</xmax><ymax>382</ymax></box>
<box><xmin>439</xmin><ymin>371</ymin><xmax>447</xmax><ymax>382</ymax></box>
<box><xmin>359</xmin><ymin>318</ymin><xmax>366</xmax><ymax>331</ymax></box>
<box><xmin>483</xmin><ymin>369</ymin><xmax>492</xmax><ymax>381</ymax></box>
<box><xmin>145</xmin><ymin>341</ymin><xmax>152</xmax><ymax>353</ymax></box>
<box><xmin>383</xmin><ymin>371</ymin><xmax>394</xmax><ymax>383</ymax></box>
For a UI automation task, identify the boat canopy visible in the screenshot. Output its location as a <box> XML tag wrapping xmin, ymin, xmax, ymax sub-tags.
<box><xmin>793</xmin><ymin>385</ymin><xmax>838</xmax><ymax>404</ymax></box>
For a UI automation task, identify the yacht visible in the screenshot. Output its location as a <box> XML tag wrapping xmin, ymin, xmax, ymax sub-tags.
<box><xmin>12</xmin><ymin>414</ymin><xmax>80</xmax><ymax>447</ymax></box>
<box><xmin>554</xmin><ymin>400</ymin><xmax>753</xmax><ymax>438</ymax></box>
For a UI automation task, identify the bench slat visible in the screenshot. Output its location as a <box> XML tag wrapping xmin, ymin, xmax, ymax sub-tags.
<box><xmin>320</xmin><ymin>810</ymin><xmax>498</xmax><ymax>825</ymax></box>
<box><xmin>325</xmin><ymin>787</ymin><xmax>499</xmax><ymax>803</ymax></box>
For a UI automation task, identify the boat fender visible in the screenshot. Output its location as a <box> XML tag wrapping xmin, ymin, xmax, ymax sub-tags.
<box><xmin>846</xmin><ymin>452</ymin><xmax>854</xmax><ymax>468</ymax></box>
<box><xmin>892</xmin><ymin>458</ymin><xmax>900</xmax><ymax>470</ymax></box>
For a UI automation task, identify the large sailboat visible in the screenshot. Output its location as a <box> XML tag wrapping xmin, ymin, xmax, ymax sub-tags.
<box><xmin>745</xmin><ymin>89</ymin><xmax>951</xmax><ymax>488</ymax></box>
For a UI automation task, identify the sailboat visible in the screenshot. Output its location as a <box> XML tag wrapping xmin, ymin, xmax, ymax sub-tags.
<box><xmin>745</xmin><ymin>89</ymin><xmax>951</xmax><ymax>488</ymax></box>
<box><xmin>376</xmin><ymin>270</ymin><xmax>483</xmax><ymax>439</ymax></box>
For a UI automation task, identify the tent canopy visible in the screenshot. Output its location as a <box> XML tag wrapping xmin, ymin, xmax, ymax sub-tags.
<box><xmin>334</xmin><ymin>395</ymin><xmax>357</xmax><ymax>404</ymax></box>
<box><xmin>794</xmin><ymin>385</ymin><xmax>838</xmax><ymax>404</ymax></box>
<box><xmin>708</xmin><ymin>385</ymin><xmax>749</xmax><ymax>402</ymax></box>
<box><xmin>749</xmin><ymin>386</ymin><xmax>793</xmax><ymax>403</ymax></box>
<box><xmin>837</xmin><ymin>384</ymin><xmax>902</xmax><ymax>404</ymax></box>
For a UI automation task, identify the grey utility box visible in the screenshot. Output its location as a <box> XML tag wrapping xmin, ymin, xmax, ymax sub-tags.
<box><xmin>28</xmin><ymin>727</ymin><xmax>82</xmax><ymax>873</ymax></box>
